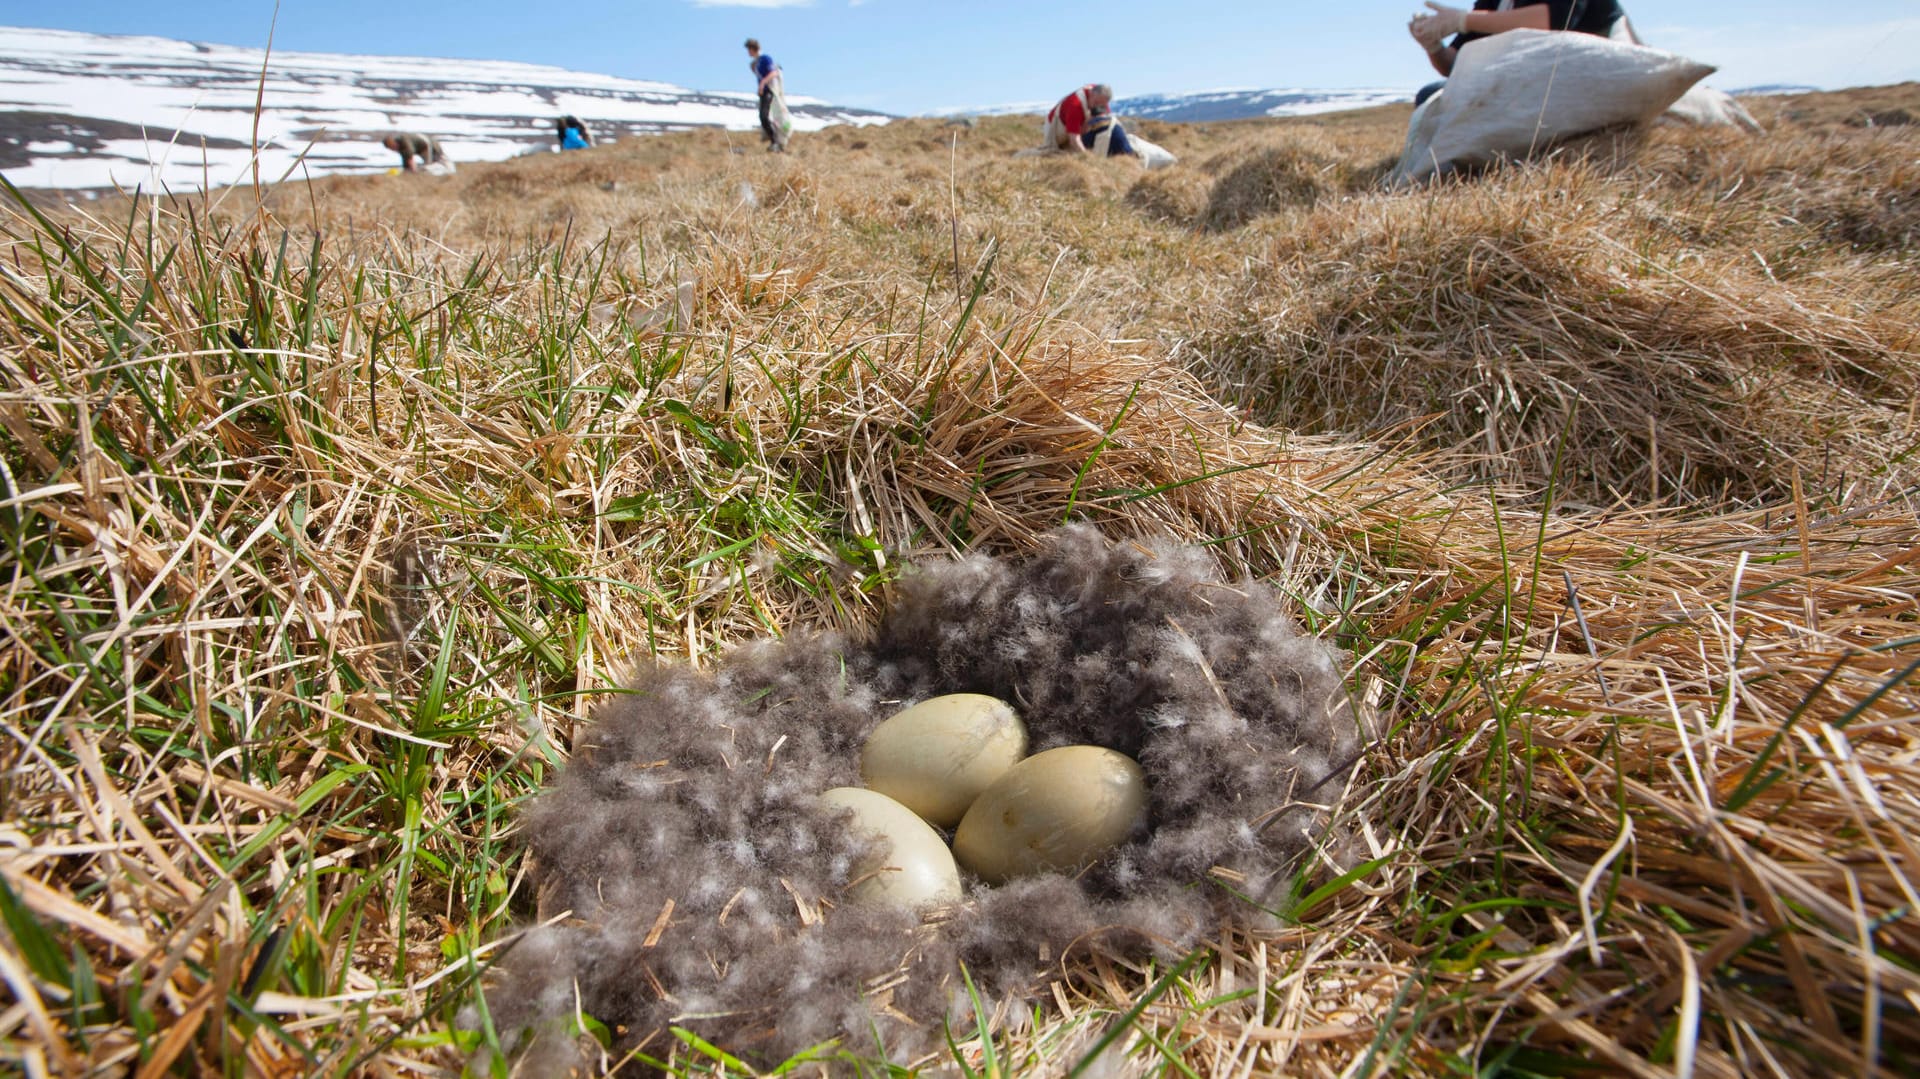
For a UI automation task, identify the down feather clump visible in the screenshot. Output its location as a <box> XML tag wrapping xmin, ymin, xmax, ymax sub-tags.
<box><xmin>488</xmin><ymin>527</ymin><xmax>1363</xmax><ymax>1070</ymax></box>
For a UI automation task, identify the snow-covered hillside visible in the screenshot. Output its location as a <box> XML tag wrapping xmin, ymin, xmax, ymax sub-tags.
<box><xmin>1116</xmin><ymin>87</ymin><xmax>1411</xmax><ymax>123</ymax></box>
<box><xmin>0</xmin><ymin>26</ymin><xmax>888</xmax><ymax>191</ymax></box>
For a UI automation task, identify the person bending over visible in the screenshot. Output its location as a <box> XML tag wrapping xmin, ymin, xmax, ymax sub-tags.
<box><xmin>556</xmin><ymin>115</ymin><xmax>593</xmax><ymax>151</ymax></box>
<box><xmin>382</xmin><ymin>132</ymin><xmax>447</xmax><ymax>172</ymax></box>
<box><xmin>1045</xmin><ymin>83</ymin><xmax>1113</xmax><ymax>153</ymax></box>
<box><xmin>1410</xmin><ymin>0</ymin><xmax>1627</xmax><ymax>102</ymax></box>
<box><xmin>1081</xmin><ymin>109</ymin><xmax>1139</xmax><ymax>159</ymax></box>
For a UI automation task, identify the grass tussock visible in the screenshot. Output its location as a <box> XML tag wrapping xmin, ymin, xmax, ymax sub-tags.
<box><xmin>0</xmin><ymin>84</ymin><xmax>1917</xmax><ymax>1077</ymax></box>
<box><xmin>1639</xmin><ymin>121</ymin><xmax>1920</xmax><ymax>257</ymax></box>
<box><xmin>1195</xmin><ymin>130</ymin><xmax>1391</xmax><ymax>232</ymax></box>
<box><xmin>1190</xmin><ymin>145</ymin><xmax>1920</xmax><ymax>504</ymax></box>
<box><xmin>1124</xmin><ymin>166</ymin><xmax>1211</xmax><ymax>225</ymax></box>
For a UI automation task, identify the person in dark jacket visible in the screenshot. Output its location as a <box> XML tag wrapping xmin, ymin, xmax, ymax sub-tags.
<box><xmin>556</xmin><ymin>115</ymin><xmax>593</xmax><ymax>151</ymax></box>
<box><xmin>1080</xmin><ymin>109</ymin><xmax>1138</xmax><ymax>159</ymax></box>
<box><xmin>1410</xmin><ymin>0</ymin><xmax>1629</xmax><ymax>101</ymax></box>
<box><xmin>382</xmin><ymin>132</ymin><xmax>447</xmax><ymax>172</ymax></box>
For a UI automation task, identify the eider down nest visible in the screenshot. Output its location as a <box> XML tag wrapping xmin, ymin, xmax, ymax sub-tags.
<box><xmin>491</xmin><ymin>528</ymin><xmax>1365</xmax><ymax>1070</ymax></box>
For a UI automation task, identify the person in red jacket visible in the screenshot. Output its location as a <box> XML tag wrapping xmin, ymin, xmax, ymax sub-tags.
<box><xmin>1043</xmin><ymin>83</ymin><xmax>1113</xmax><ymax>153</ymax></box>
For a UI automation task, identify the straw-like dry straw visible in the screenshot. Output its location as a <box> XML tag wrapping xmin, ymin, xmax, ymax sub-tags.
<box><xmin>1</xmin><ymin>93</ymin><xmax>1916</xmax><ymax>1075</ymax></box>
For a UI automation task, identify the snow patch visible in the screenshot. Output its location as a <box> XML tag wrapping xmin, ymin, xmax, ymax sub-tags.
<box><xmin>0</xmin><ymin>24</ymin><xmax>889</xmax><ymax>191</ymax></box>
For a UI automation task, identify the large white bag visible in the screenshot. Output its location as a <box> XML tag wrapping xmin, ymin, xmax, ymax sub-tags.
<box><xmin>1391</xmin><ymin>29</ymin><xmax>1713</xmax><ymax>185</ymax></box>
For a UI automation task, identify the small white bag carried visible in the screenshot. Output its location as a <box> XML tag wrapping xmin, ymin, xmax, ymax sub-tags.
<box><xmin>1391</xmin><ymin>29</ymin><xmax>1713</xmax><ymax>185</ymax></box>
<box><xmin>765</xmin><ymin>71</ymin><xmax>795</xmax><ymax>149</ymax></box>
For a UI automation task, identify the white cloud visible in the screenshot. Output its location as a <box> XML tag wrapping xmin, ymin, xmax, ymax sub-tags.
<box><xmin>1638</xmin><ymin>17</ymin><xmax>1920</xmax><ymax>90</ymax></box>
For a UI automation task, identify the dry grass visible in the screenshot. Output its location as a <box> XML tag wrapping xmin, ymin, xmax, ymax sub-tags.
<box><xmin>1189</xmin><ymin>155</ymin><xmax>1920</xmax><ymax>505</ymax></box>
<box><xmin>1190</xmin><ymin>129</ymin><xmax>1397</xmax><ymax>233</ymax></box>
<box><xmin>1</xmin><ymin>83</ymin><xmax>1917</xmax><ymax>1076</ymax></box>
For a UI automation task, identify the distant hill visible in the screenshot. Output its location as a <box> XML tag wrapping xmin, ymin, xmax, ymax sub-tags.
<box><xmin>938</xmin><ymin>87</ymin><xmax>1412</xmax><ymax>124</ymax></box>
<box><xmin>1730</xmin><ymin>84</ymin><xmax>1821</xmax><ymax>97</ymax></box>
<box><xmin>1114</xmin><ymin>88</ymin><xmax>1411</xmax><ymax>123</ymax></box>
<box><xmin>0</xmin><ymin>25</ymin><xmax>888</xmax><ymax>191</ymax></box>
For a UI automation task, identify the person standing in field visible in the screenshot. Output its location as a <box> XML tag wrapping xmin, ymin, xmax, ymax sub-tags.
<box><xmin>1408</xmin><ymin>1</ymin><xmax>1629</xmax><ymax>103</ymax></box>
<box><xmin>382</xmin><ymin>132</ymin><xmax>448</xmax><ymax>172</ymax></box>
<box><xmin>1043</xmin><ymin>83</ymin><xmax>1113</xmax><ymax>154</ymax></box>
<box><xmin>744</xmin><ymin>38</ymin><xmax>790</xmax><ymax>152</ymax></box>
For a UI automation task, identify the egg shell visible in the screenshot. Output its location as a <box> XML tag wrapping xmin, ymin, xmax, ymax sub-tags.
<box><xmin>859</xmin><ymin>693</ymin><xmax>1028</xmax><ymax>828</ymax></box>
<box><xmin>952</xmin><ymin>746</ymin><xmax>1149</xmax><ymax>885</ymax></box>
<box><xmin>820</xmin><ymin>787</ymin><xmax>962</xmax><ymax>909</ymax></box>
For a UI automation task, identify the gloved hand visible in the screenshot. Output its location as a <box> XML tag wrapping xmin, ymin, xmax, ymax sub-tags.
<box><xmin>1419</xmin><ymin>1</ymin><xmax>1471</xmax><ymax>38</ymax></box>
<box><xmin>1408</xmin><ymin>14</ymin><xmax>1450</xmax><ymax>52</ymax></box>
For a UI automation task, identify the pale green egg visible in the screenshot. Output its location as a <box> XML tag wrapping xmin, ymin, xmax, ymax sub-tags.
<box><xmin>820</xmin><ymin>787</ymin><xmax>962</xmax><ymax>909</ymax></box>
<box><xmin>860</xmin><ymin>693</ymin><xmax>1028</xmax><ymax>828</ymax></box>
<box><xmin>952</xmin><ymin>746</ymin><xmax>1148</xmax><ymax>885</ymax></box>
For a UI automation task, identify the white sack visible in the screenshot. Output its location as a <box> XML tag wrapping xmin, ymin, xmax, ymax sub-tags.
<box><xmin>1391</xmin><ymin>29</ymin><xmax>1713</xmax><ymax>185</ymax></box>
<box><xmin>1663</xmin><ymin>84</ymin><xmax>1762</xmax><ymax>132</ymax></box>
<box><xmin>1396</xmin><ymin>92</ymin><xmax>1442</xmax><ymax>177</ymax></box>
<box><xmin>1133</xmin><ymin>136</ymin><xmax>1177</xmax><ymax>170</ymax></box>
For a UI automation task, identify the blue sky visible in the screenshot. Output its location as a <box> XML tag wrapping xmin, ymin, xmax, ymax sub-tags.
<box><xmin>7</xmin><ymin>1</ymin><xmax>1918</xmax><ymax>113</ymax></box>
